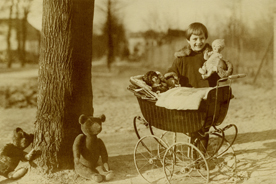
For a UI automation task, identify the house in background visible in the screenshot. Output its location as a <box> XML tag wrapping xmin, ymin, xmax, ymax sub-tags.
<box><xmin>127</xmin><ymin>29</ymin><xmax>185</xmax><ymax>62</ymax></box>
<box><xmin>0</xmin><ymin>18</ymin><xmax>40</xmax><ymax>63</ymax></box>
<box><xmin>127</xmin><ymin>32</ymin><xmax>146</xmax><ymax>61</ymax></box>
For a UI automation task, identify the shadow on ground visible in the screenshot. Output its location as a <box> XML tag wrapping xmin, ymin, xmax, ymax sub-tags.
<box><xmin>235</xmin><ymin>129</ymin><xmax>276</xmax><ymax>144</ymax></box>
<box><xmin>108</xmin><ymin>154</ymin><xmax>140</xmax><ymax>182</ymax></box>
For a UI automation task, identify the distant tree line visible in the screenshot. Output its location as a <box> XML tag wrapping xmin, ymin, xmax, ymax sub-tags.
<box><xmin>93</xmin><ymin>0</ymin><xmax>130</xmax><ymax>70</ymax></box>
<box><xmin>0</xmin><ymin>0</ymin><xmax>35</xmax><ymax>68</ymax></box>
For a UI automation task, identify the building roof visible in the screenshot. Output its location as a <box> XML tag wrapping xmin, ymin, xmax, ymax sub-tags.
<box><xmin>0</xmin><ymin>18</ymin><xmax>40</xmax><ymax>41</ymax></box>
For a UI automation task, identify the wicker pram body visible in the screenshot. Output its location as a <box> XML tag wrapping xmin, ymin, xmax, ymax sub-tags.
<box><xmin>136</xmin><ymin>85</ymin><xmax>232</xmax><ymax>134</ymax></box>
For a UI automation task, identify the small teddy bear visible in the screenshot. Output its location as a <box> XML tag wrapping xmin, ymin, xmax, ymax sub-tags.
<box><xmin>0</xmin><ymin>127</ymin><xmax>36</xmax><ymax>180</ymax></box>
<box><xmin>142</xmin><ymin>71</ymin><xmax>169</xmax><ymax>93</ymax></box>
<box><xmin>73</xmin><ymin>114</ymin><xmax>114</xmax><ymax>183</ymax></box>
<box><xmin>142</xmin><ymin>71</ymin><xmax>181</xmax><ymax>93</ymax></box>
<box><xmin>199</xmin><ymin>39</ymin><xmax>233</xmax><ymax>79</ymax></box>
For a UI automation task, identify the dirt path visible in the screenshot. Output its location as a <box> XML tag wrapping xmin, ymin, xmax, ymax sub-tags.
<box><xmin>0</xmin><ymin>67</ymin><xmax>38</xmax><ymax>87</ymax></box>
<box><xmin>0</xmin><ymin>62</ymin><xmax>275</xmax><ymax>183</ymax></box>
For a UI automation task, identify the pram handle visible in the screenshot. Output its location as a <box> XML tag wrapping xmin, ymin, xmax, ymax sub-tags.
<box><xmin>228</xmin><ymin>74</ymin><xmax>246</xmax><ymax>79</ymax></box>
<box><xmin>218</xmin><ymin>74</ymin><xmax>246</xmax><ymax>83</ymax></box>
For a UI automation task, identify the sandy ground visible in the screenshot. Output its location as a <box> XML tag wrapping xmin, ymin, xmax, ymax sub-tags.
<box><xmin>0</xmin><ymin>61</ymin><xmax>275</xmax><ymax>184</ymax></box>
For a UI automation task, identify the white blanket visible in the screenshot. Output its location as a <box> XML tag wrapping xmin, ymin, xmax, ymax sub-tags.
<box><xmin>156</xmin><ymin>87</ymin><xmax>213</xmax><ymax>110</ymax></box>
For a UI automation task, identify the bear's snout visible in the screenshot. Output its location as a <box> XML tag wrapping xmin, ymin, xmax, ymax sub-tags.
<box><xmin>91</xmin><ymin>123</ymin><xmax>102</xmax><ymax>134</ymax></box>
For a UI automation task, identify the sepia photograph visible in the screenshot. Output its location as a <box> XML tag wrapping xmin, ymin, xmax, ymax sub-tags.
<box><xmin>0</xmin><ymin>0</ymin><xmax>275</xmax><ymax>183</ymax></box>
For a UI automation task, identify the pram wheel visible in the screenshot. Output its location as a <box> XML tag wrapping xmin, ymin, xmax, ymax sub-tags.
<box><xmin>160</xmin><ymin>131</ymin><xmax>191</xmax><ymax>145</ymax></box>
<box><xmin>163</xmin><ymin>142</ymin><xmax>209</xmax><ymax>184</ymax></box>
<box><xmin>158</xmin><ymin>131</ymin><xmax>190</xmax><ymax>156</ymax></box>
<box><xmin>194</xmin><ymin>131</ymin><xmax>237</xmax><ymax>181</ymax></box>
<box><xmin>134</xmin><ymin>135</ymin><xmax>168</xmax><ymax>183</ymax></box>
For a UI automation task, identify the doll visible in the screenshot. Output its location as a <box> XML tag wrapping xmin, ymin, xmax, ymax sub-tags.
<box><xmin>143</xmin><ymin>71</ymin><xmax>168</xmax><ymax>93</ymax></box>
<box><xmin>199</xmin><ymin>39</ymin><xmax>233</xmax><ymax>79</ymax></box>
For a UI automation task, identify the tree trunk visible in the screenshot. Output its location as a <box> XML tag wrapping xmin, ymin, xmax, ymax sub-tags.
<box><xmin>16</xmin><ymin>0</ymin><xmax>22</xmax><ymax>66</ymax></box>
<box><xmin>7</xmin><ymin>0</ymin><xmax>13</xmax><ymax>68</ymax></box>
<box><xmin>34</xmin><ymin>0</ymin><xmax>94</xmax><ymax>173</ymax></box>
<box><xmin>21</xmin><ymin>10</ymin><xmax>28</xmax><ymax>67</ymax></box>
<box><xmin>107</xmin><ymin>0</ymin><xmax>114</xmax><ymax>71</ymax></box>
<box><xmin>274</xmin><ymin>3</ymin><xmax>276</xmax><ymax>87</ymax></box>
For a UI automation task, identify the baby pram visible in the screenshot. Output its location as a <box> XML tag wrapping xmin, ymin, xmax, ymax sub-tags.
<box><xmin>127</xmin><ymin>73</ymin><xmax>246</xmax><ymax>184</ymax></box>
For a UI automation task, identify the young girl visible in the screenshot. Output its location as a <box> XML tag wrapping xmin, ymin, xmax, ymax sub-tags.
<box><xmin>165</xmin><ymin>22</ymin><xmax>219</xmax><ymax>153</ymax></box>
<box><xmin>165</xmin><ymin>22</ymin><xmax>220</xmax><ymax>88</ymax></box>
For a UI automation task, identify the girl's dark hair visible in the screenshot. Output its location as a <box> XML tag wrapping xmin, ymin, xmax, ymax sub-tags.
<box><xmin>186</xmin><ymin>22</ymin><xmax>208</xmax><ymax>40</ymax></box>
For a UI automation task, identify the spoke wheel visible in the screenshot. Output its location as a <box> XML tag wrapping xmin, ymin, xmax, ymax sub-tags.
<box><xmin>163</xmin><ymin>142</ymin><xmax>209</xmax><ymax>184</ymax></box>
<box><xmin>158</xmin><ymin>131</ymin><xmax>190</xmax><ymax>158</ymax></box>
<box><xmin>210</xmin><ymin>135</ymin><xmax>236</xmax><ymax>182</ymax></box>
<box><xmin>195</xmin><ymin>132</ymin><xmax>237</xmax><ymax>182</ymax></box>
<box><xmin>134</xmin><ymin>135</ymin><xmax>168</xmax><ymax>183</ymax></box>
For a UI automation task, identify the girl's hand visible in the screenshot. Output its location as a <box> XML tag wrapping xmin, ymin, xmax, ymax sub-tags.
<box><xmin>164</xmin><ymin>72</ymin><xmax>178</xmax><ymax>80</ymax></box>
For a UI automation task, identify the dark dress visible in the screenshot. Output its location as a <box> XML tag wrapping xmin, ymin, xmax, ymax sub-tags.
<box><xmin>168</xmin><ymin>45</ymin><xmax>220</xmax><ymax>88</ymax></box>
<box><xmin>167</xmin><ymin>44</ymin><xmax>220</xmax><ymax>152</ymax></box>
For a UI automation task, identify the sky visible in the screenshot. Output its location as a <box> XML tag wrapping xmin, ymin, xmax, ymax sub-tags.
<box><xmin>27</xmin><ymin>0</ymin><xmax>272</xmax><ymax>34</ymax></box>
<box><xmin>92</xmin><ymin>0</ymin><xmax>230</xmax><ymax>33</ymax></box>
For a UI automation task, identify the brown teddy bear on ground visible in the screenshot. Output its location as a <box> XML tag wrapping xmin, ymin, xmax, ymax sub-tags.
<box><xmin>0</xmin><ymin>127</ymin><xmax>36</xmax><ymax>180</ymax></box>
<box><xmin>73</xmin><ymin>114</ymin><xmax>114</xmax><ymax>183</ymax></box>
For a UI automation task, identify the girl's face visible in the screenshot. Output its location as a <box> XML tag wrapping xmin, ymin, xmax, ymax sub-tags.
<box><xmin>187</xmin><ymin>33</ymin><xmax>206</xmax><ymax>51</ymax></box>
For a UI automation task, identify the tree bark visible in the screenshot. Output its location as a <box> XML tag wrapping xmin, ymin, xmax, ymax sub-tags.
<box><xmin>34</xmin><ymin>0</ymin><xmax>94</xmax><ymax>172</ymax></box>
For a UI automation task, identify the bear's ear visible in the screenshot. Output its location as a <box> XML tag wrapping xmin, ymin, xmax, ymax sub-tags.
<box><xmin>14</xmin><ymin>127</ymin><xmax>23</xmax><ymax>134</ymax></box>
<box><xmin>100</xmin><ymin>114</ymin><xmax>106</xmax><ymax>122</ymax></box>
<box><xmin>79</xmin><ymin>114</ymin><xmax>87</xmax><ymax>125</ymax></box>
